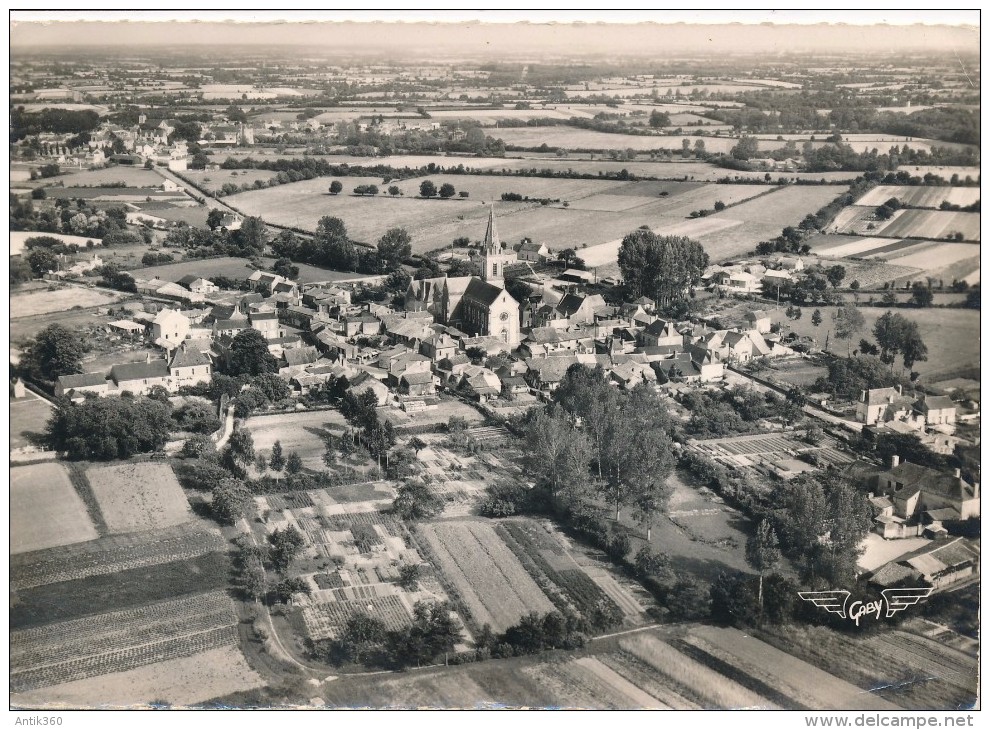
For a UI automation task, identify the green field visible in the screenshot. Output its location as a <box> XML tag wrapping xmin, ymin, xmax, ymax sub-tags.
<box><xmin>11</xmin><ymin>463</ymin><xmax>99</xmax><ymax>555</ymax></box>
<box><xmin>132</xmin><ymin>255</ymin><xmax>358</xmax><ymax>284</ymax></box>
<box><xmin>182</xmin><ymin>168</ymin><xmax>280</xmax><ymax>193</ymax></box>
<box><xmin>10</xmin><ymin>393</ymin><xmax>53</xmax><ymax>451</ymax></box>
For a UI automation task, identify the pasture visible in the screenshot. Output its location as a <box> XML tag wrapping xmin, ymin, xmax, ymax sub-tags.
<box><xmin>11</xmin><ymin>286</ymin><xmax>123</xmax><ymax>319</ymax></box>
<box><xmin>874</xmin><ymin>209</ymin><xmax>980</xmax><ymax>241</ymax></box>
<box><xmin>418</xmin><ymin>520</ymin><xmax>555</xmax><ymax>632</ymax></box>
<box><xmin>86</xmin><ymin>463</ymin><xmax>191</xmax><ymax>533</ymax></box>
<box><xmin>810</xmin><ymin>235</ymin><xmax>979</xmax><ymax>284</ymax></box>
<box><xmin>855</xmin><ymin>185</ymin><xmax>981</xmax><ymax>209</ymax></box>
<box><xmin>10</xmin><ymin>391</ymin><xmax>54</xmax><ymax>451</ymax></box>
<box><xmin>11</xmin><ymin>463</ymin><xmax>99</xmax><ymax>555</ymax></box>
<box><xmin>780</xmin><ymin>306</ymin><xmax>979</xmax><ymax>381</ymax></box>
<box><xmin>182</xmin><ymin>168</ymin><xmax>279</xmax><ymax>193</ymax></box>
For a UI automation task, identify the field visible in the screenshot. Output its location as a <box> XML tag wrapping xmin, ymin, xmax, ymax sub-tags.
<box><xmin>855</xmin><ymin>185</ymin><xmax>981</xmax><ymax>209</ymax></box>
<box><xmin>244</xmin><ymin>409</ymin><xmax>349</xmax><ymax>472</ymax></box>
<box><xmin>495</xmin><ymin>519</ymin><xmax>631</xmax><ymax>626</ymax></box>
<box><xmin>86</xmin><ymin>462</ymin><xmax>191</xmax><ymax>533</ymax></box>
<box><xmin>182</xmin><ymin>168</ymin><xmax>280</xmax><ymax>193</ymax></box>
<box><xmin>780</xmin><ymin>306</ymin><xmax>979</xmax><ymax>381</ymax></box>
<box><xmin>11</xmin><ymin>463</ymin><xmax>99</xmax><ymax>554</ymax></box>
<box><xmin>59</xmin><ymin>166</ymin><xmax>164</xmax><ymax>188</ymax></box>
<box><xmin>10</xmin><ymin>391</ymin><xmax>54</xmax><ymax>451</ymax></box>
<box><xmin>418</xmin><ymin>520</ymin><xmax>555</xmax><ymax>632</ymax></box>
<box><xmin>832</xmin><ymin>206</ymin><xmax>980</xmax><ymax>241</ymax></box>
<box><xmin>10</xmin><ymin>590</ymin><xmax>238</xmax><ymax>692</ymax></box>
<box><xmin>897</xmin><ymin>165</ymin><xmax>980</xmax><ymax>181</ymax></box>
<box><xmin>12</xmin><ymin>645</ymin><xmax>265</xmax><ymax>709</ymax></box>
<box><xmin>11</xmin><ymin>286</ymin><xmax>123</xmax><ymax>318</ymax></box>
<box><xmin>132</xmin><ymin>255</ymin><xmax>359</xmax><ymax>285</ymax></box>
<box><xmin>11</xmin><ymin>522</ymin><xmax>226</xmax><ymax>591</ymax></box>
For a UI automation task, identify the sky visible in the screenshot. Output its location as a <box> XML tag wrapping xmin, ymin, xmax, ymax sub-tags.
<box><xmin>9</xmin><ymin>12</ymin><xmax>980</xmax><ymax>56</ymax></box>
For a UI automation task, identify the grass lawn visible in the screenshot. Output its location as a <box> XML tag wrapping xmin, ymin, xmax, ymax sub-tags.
<box><xmin>11</xmin><ymin>286</ymin><xmax>123</xmax><ymax>319</ymax></box>
<box><xmin>10</xmin><ymin>553</ymin><xmax>230</xmax><ymax>630</ymax></box>
<box><xmin>59</xmin><ymin>166</ymin><xmax>164</xmax><ymax>188</ymax></box>
<box><xmin>244</xmin><ymin>409</ymin><xmax>349</xmax><ymax>472</ymax></box>
<box><xmin>130</xmin><ymin>255</ymin><xmax>360</xmax><ymax>285</ymax></box>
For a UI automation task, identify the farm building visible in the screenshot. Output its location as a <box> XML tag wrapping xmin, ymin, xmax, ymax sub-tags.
<box><xmin>517</xmin><ymin>240</ymin><xmax>550</xmax><ymax>263</ymax></box>
<box><xmin>55</xmin><ymin>372</ymin><xmax>110</xmax><ymax>399</ymax></box>
<box><xmin>869</xmin><ymin>537</ymin><xmax>979</xmax><ymax>591</ymax></box>
<box><xmin>856</xmin><ymin>386</ymin><xmax>915</xmax><ymax>426</ymax></box>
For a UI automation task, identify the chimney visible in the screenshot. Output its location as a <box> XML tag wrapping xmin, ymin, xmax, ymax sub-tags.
<box><xmin>954</xmin><ymin>468</ymin><xmax>961</xmax><ymax>478</ymax></box>
<box><xmin>861</xmin><ymin>390</ymin><xmax>868</xmax><ymax>403</ymax></box>
<box><xmin>891</xmin><ymin>455</ymin><xmax>900</xmax><ymax>468</ymax></box>
<box><xmin>973</xmin><ymin>483</ymin><xmax>979</xmax><ymax>499</ymax></box>
<box><xmin>896</xmin><ymin>384</ymin><xmax>903</xmax><ymax>396</ymax></box>
<box><xmin>146</xmin><ymin>352</ymin><xmax>152</xmax><ymax>364</ymax></box>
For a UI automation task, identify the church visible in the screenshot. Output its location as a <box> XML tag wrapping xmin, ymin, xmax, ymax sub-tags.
<box><xmin>405</xmin><ymin>206</ymin><xmax>521</xmax><ymax>347</ymax></box>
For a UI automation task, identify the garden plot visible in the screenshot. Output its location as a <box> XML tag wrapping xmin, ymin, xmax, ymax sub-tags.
<box><xmin>11</xmin><ymin>463</ymin><xmax>99</xmax><ymax>555</ymax></box>
<box><xmin>10</xmin><ymin>590</ymin><xmax>238</xmax><ymax>692</ymax></box>
<box><xmin>302</xmin><ymin>593</ymin><xmax>413</xmax><ymax>642</ymax></box>
<box><xmin>10</xmin><ymin>390</ymin><xmax>54</xmax><ymax>452</ymax></box>
<box><xmin>87</xmin><ymin>463</ymin><xmax>191</xmax><ymax>534</ymax></box>
<box><xmin>855</xmin><ymin>185</ymin><xmax>981</xmax><ymax>209</ymax></box>
<box><xmin>876</xmin><ymin>242</ymin><xmax>980</xmax><ymax>272</ymax></box>
<box><xmin>418</xmin><ymin>520</ymin><xmax>555</xmax><ymax>632</ymax></box>
<box><xmin>691</xmin><ymin>432</ymin><xmax>854</xmax><ymax>470</ymax></box>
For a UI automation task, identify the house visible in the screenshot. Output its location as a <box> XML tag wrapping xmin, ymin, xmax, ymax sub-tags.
<box><xmin>107</xmin><ymin>320</ymin><xmax>146</xmax><ymax>337</ymax></box>
<box><xmin>398</xmin><ymin>370</ymin><xmax>436</xmax><ymax>398</ymax></box>
<box><xmin>344</xmin><ymin>313</ymin><xmax>382</xmax><ymax>338</ymax></box>
<box><xmin>384</xmin><ymin>352</ymin><xmax>432</xmax><ymax>389</ymax></box>
<box><xmin>278</xmin><ymin>346</ymin><xmax>320</xmax><ymax>375</ymax></box>
<box><xmin>524</xmin><ymin>356</ymin><xmax>579</xmax><ymax>393</ymax></box>
<box><xmin>641</xmin><ymin>319</ymin><xmax>682</xmax><ymax>348</ymax></box>
<box><xmin>877</xmin><ymin>455</ymin><xmax>980</xmax><ymax>521</ymax></box>
<box><xmin>517</xmin><ymin>241</ymin><xmax>550</xmax><ymax>263</ymax></box>
<box><xmin>249</xmin><ymin>311</ymin><xmax>283</xmax><ymax>340</ymax></box>
<box><xmin>610</xmin><ymin>360</ymin><xmax>658</xmax><ymax>389</ymax></box>
<box><xmin>345</xmin><ymin>371</ymin><xmax>390</xmax><ymax>407</ymax></box>
<box><xmin>420</xmin><ymin>333</ymin><xmax>459</xmax><ymax>363</ymax></box>
<box><xmin>744</xmin><ymin>310</ymin><xmax>772</xmax><ymax>334</ymax></box>
<box><xmin>152</xmin><ymin>309</ymin><xmax>191</xmax><ymax>349</ymax></box>
<box><xmin>857</xmin><ymin>386</ymin><xmax>914</xmax><ymax>426</ymax></box>
<box><xmin>914</xmin><ymin>393</ymin><xmax>957</xmax><ymax>428</ymax></box>
<box><xmin>455</xmin><ymin>365</ymin><xmax>502</xmax><ymax>402</ymax></box>
<box><xmin>712</xmin><ymin>269</ymin><xmax>761</xmax><ymax>294</ymax></box>
<box><xmin>869</xmin><ymin>537</ymin><xmax>979</xmax><ymax>591</ymax></box>
<box><xmin>177</xmin><ymin>275</ymin><xmax>219</xmax><ymax>295</ymax></box>
<box><xmin>213</xmin><ymin>319</ymin><xmax>250</xmax><ymax>338</ymax></box>
<box><xmin>554</xmin><ymin>293</ymin><xmax>607</xmax><ymax>325</ymax></box>
<box><xmin>722</xmin><ymin>330</ymin><xmax>772</xmax><ymax>364</ymax></box>
<box><xmin>109</xmin><ymin>357</ymin><xmax>171</xmax><ymax>395</ymax></box>
<box><xmin>168</xmin><ymin>343</ymin><xmax>213</xmax><ymax>388</ymax></box>
<box><xmin>55</xmin><ymin>372</ymin><xmax>110</xmax><ymax>399</ymax></box>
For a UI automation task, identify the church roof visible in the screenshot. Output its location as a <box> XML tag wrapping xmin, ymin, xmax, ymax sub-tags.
<box><xmin>463</xmin><ymin>278</ymin><xmax>506</xmax><ymax>307</ymax></box>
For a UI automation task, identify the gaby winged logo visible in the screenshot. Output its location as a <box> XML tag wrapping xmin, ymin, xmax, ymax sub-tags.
<box><xmin>798</xmin><ymin>588</ymin><xmax>934</xmax><ymax>626</ymax></box>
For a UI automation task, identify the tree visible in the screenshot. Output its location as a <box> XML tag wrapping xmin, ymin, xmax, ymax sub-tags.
<box><xmin>910</xmin><ymin>282</ymin><xmax>934</xmax><ymax>307</ymax></box>
<box><xmin>438</xmin><ymin>183</ymin><xmax>456</xmax><ymax>199</ymax></box>
<box><xmin>206</xmin><ymin>209</ymin><xmax>225</xmax><ymax>230</ymax></box>
<box><xmin>329</xmin><ymin>180</ymin><xmax>343</xmax><ymax>195</ymax></box>
<box><xmin>377</xmin><ymin>228</ymin><xmax>412</xmax><ymax>271</ymax></box>
<box><xmin>832</xmin><ymin>304</ymin><xmax>865</xmax><ymax>355</ymax></box>
<box><xmin>234</xmin><ymin>216</ymin><xmax>268</xmax><ymax>253</ymax></box>
<box><xmin>419</xmin><ymin>180</ymin><xmax>437</xmax><ymax>198</ymax></box>
<box><xmin>27</xmin><ymin>248</ymin><xmax>58</xmax><ymax>276</ymax></box>
<box><xmin>648</xmin><ymin>110</ymin><xmax>670</xmax><ymax>128</ymax></box>
<box><xmin>745</xmin><ymin>520</ymin><xmax>781</xmax><ymax>612</ymax></box>
<box><xmin>286</xmin><ymin>451</ymin><xmax>303</xmax><ymax>474</ymax></box>
<box><xmin>228</xmin><ymin>330</ymin><xmax>278</xmax><ymax>376</ymax></box>
<box><xmin>388</xmin><ymin>185</ymin><xmax>400</xmax><ymax>196</ymax></box>
<box><xmin>825</xmin><ymin>265</ymin><xmax>846</xmax><ymax>289</ymax></box>
<box><xmin>45</xmin><ymin>395</ymin><xmax>172</xmax><ymax>460</ymax></box>
<box><xmin>525</xmin><ymin>406</ymin><xmax>591</xmax><ymax>504</ymax></box>
<box><xmin>268</xmin><ymin>525</ymin><xmax>305</xmax><ymax>573</ymax></box>
<box><xmin>211</xmin><ymin>478</ymin><xmax>251</xmax><ymax>525</ymax></box>
<box><xmin>23</xmin><ymin>324</ymin><xmax>84</xmax><ymax>381</ymax></box>
<box><xmin>10</xmin><ymin>256</ymin><xmax>33</xmax><ymax>285</ymax></box>
<box><xmin>616</xmin><ymin>230</ymin><xmax>709</xmax><ymax>305</ymax></box>
<box><xmin>392</xmin><ymin>476</ymin><xmax>444</xmax><ymax>520</ymax></box>
<box><xmin>811</xmin><ymin>309</ymin><xmax>823</xmax><ymax>327</ymax></box>
<box><xmin>730</xmin><ymin>135</ymin><xmax>759</xmax><ymax>161</ymax></box>
<box><xmin>269</xmin><ymin>440</ymin><xmax>285</xmax><ymax>474</ymax></box>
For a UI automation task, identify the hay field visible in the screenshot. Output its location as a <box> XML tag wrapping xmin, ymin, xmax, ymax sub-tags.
<box><xmin>876</xmin><ymin>209</ymin><xmax>980</xmax><ymax>241</ymax></box>
<box><xmin>86</xmin><ymin>463</ymin><xmax>191</xmax><ymax>533</ymax></box>
<box><xmin>11</xmin><ymin>287</ymin><xmax>123</xmax><ymax>318</ymax></box>
<box><xmin>11</xmin><ymin>463</ymin><xmax>99</xmax><ymax>554</ymax></box>
<box><xmin>855</xmin><ymin>185</ymin><xmax>981</xmax><ymax>209</ymax></box>
<box><xmin>244</xmin><ymin>409</ymin><xmax>348</xmax><ymax>472</ymax></box>
<box><xmin>182</xmin><ymin>168</ymin><xmax>279</xmax><ymax>193</ymax></box>
<box><xmin>59</xmin><ymin>167</ymin><xmax>163</xmax><ymax>188</ymax></box>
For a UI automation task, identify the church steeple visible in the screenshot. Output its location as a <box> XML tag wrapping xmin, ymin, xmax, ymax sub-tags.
<box><xmin>480</xmin><ymin>203</ymin><xmax>510</xmax><ymax>286</ymax></box>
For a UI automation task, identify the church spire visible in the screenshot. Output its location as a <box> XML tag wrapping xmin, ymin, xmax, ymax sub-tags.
<box><xmin>483</xmin><ymin>202</ymin><xmax>500</xmax><ymax>253</ymax></box>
